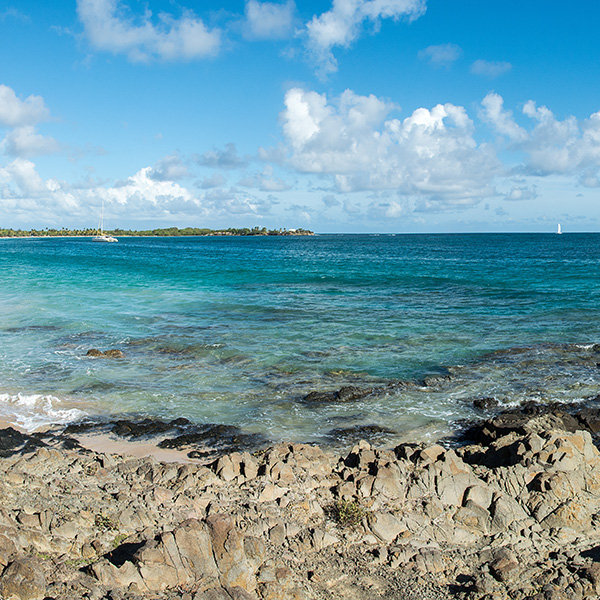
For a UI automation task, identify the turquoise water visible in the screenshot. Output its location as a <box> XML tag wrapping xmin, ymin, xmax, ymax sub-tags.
<box><xmin>2</xmin><ymin>233</ymin><xmax>600</xmax><ymax>446</ymax></box>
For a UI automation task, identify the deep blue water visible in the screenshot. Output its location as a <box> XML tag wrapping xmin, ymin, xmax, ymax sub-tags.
<box><xmin>1</xmin><ymin>233</ymin><xmax>600</xmax><ymax>446</ymax></box>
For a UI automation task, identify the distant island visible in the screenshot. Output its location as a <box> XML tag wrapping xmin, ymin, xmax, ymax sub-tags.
<box><xmin>0</xmin><ymin>226</ymin><xmax>314</xmax><ymax>238</ymax></box>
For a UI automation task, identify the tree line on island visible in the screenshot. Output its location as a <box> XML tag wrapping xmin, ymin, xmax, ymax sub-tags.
<box><xmin>0</xmin><ymin>226</ymin><xmax>314</xmax><ymax>238</ymax></box>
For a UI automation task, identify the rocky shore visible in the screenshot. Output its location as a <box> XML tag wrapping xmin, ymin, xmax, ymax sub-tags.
<box><xmin>3</xmin><ymin>404</ymin><xmax>600</xmax><ymax>599</ymax></box>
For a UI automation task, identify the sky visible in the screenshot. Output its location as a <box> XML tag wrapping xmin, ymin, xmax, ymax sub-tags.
<box><xmin>1</xmin><ymin>1</ymin><xmax>600</xmax><ymax>233</ymax></box>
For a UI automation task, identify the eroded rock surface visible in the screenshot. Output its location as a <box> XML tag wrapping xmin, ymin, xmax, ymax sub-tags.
<box><xmin>4</xmin><ymin>408</ymin><xmax>600</xmax><ymax>599</ymax></box>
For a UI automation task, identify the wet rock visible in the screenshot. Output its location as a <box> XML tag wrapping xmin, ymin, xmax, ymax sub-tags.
<box><xmin>158</xmin><ymin>424</ymin><xmax>266</xmax><ymax>455</ymax></box>
<box><xmin>473</xmin><ymin>397</ymin><xmax>498</xmax><ymax>409</ymax></box>
<box><xmin>303</xmin><ymin>386</ymin><xmax>371</xmax><ymax>404</ymax></box>
<box><xmin>327</xmin><ymin>424</ymin><xmax>395</xmax><ymax>445</ymax></box>
<box><xmin>85</xmin><ymin>348</ymin><xmax>124</xmax><ymax>358</ymax></box>
<box><xmin>0</xmin><ymin>427</ymin><xmax>46</xmax><ymax>457</ymax></box>
<box><xmin>111</xmin><ymin>418</ymin><xmax>189</xmax><ymax>438</ymax></box>
<box><xmin>104</xmin><ymin>349</ymin><xmax>125</xmax><ymax>358</ymax></box>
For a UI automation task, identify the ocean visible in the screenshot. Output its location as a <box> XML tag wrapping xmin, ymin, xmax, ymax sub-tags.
<box><xmin>2</xmin><ymin>233</ymin><xmax>600</xmax><ymax>448</ymax></box>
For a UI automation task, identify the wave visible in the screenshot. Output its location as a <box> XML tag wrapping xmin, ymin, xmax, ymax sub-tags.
<box><xmin>0</xmin><ymin>393</ymin><xmax>87</xmax><ymax>432</ymax></box>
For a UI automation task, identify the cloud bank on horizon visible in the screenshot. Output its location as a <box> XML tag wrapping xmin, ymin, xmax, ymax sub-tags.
<box><xmin>1</xmin><ymin>0</ymin><xmax>599</xmax><ymax>232</ymax></box>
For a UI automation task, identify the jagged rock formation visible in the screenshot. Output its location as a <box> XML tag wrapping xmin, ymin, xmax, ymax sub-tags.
<box><xmin>3</xmin><ymin>410</ymin><xmax>600</xmax><ymax>599</ymax></box>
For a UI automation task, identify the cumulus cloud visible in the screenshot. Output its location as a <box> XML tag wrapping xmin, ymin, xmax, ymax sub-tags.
<box><xmin>197</xmin><ymin>143</ymin><xmax>248</xmax><ymax>169</ymax></box>
<box><xmin>76</xmin><ymin>0</ymin><xmax>221</xmax><ymax>63</ymax></box>
<box><xmin>368</xmin><ymin>198</ymin><xmax>408</xmax><ymax>219</ymax></box>
<box><xmin>471</xmin><ymin>59</ymin><xmax>512</xmax><ymax>78</ymax></box>
<box><xmin>305</xmin><ymin>0</ymin><xmax>426</xmax><ymax>75</ymax></box>
<box><xmin>1</xmin><ymin>126</ymin><xmax>60</xmax><ymax>157</ymax></box>
<box><xmin>199</xmin><ymin>173</ymin><xmax>226</xmax><ymax>189</ymax></box>
<box><xmin>480</xmin><ymin>92</ymin><xmax>527</xmax><ymax>142</ymax></box>
<box><xmin>481</xmin><ymin>93</ymin><xmax>600</xmax><ymax>186</ymax></box>
<box><xmin>280</xmin><ymin>87</ymin><xmax>499</xmax><ymax>209</ymax></box>
<box><xmin>504</xmin><ymin>184</ymin><xmax>538</xmax><ymax>201</ymax></box>
<box><xmin>147</xmin><ymin>153</ymin><xmax>190</xmax><ymax>181</ymax></box>
<box><xmin>418</xmin><ymin>43</ymin><xmax>461</xmax><ymax>67</ymax></box>
<box><xmin>238</xmin><ymin>165</ymin><xmax>291</xmax><ymax>191</ymax></box>
<box><xmin>0</xmin><ymin>85</ymin><xmax>50</xmax><ymax>128</ymax></box>
<box><xmin>244</xmin><ymin>0</ymin><xmax>295</xmax><ymax>40</ymax></box>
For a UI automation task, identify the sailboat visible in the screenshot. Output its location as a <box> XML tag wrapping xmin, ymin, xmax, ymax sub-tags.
<box><xmin>557</xmin><ymin>223</ymin><xmax>562</xmax><ymax>235</ymax></box>
<box><xmin>92</xmin><ymin>202</ymin><xmax>118</xmax><ymax>242</ymax></box>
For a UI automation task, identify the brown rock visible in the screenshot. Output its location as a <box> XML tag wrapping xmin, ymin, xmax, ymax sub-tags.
<box><xmin>207</xmin><ymin>514</ymin><xmax>257</xmax><ymax>593</ymax></box>
<box><xmin>0</xmin><ymin>534</ymin><xmax>18</xmax><ymax>567</ymax></box>
<box><xmin>136</xmin><ymin>518</ymin><xmax>220</xmax><ymax>590</ymax></box>
<box><xmin>0</xmin><ymin>558</ymin><xmax>47</xmax><ymax>600</ymax></box>
<box><xmin>367</xmin><ymin>512</ymin><xmax>403</xmax><ymax>543</ymax></box>
<box><xmin>490</xmin><ymin>547</ymin><xmax>519</xmax><ymax>582</ymax></box>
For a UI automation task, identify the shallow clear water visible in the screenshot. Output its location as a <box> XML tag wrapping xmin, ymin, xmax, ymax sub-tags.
<box><xmin>2</xmin><ymin>233</ymin><xmax>600</xmax><ymax>446</ymax></box>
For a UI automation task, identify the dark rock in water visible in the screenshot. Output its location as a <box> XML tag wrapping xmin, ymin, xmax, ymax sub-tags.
<box><xmin>577</xmin><ymin>407</ymin><xmax>600</xmax><ymax>433</ymax></box>
<box><xmin>421</xmin><ymin>374</ymin><xmax>451</xmax><ymax>387</ymax></box>
<box><xmin>0</xmin><ymin>428</ymin><xmax>46</xmax><ymax>458</ymax></box>
<box><xmin>303</xmin><ymin>385</ymin><xmax>371</xmax><ymax>404</ymax></box>
<box><xmin>111</xmin><ymin>417</ymin><xmax>190</xmax><ymax>438</ymax></box>
<box><xmin>337</xmin><ymin>386</ymin><xmax>369</xmax><ymax>402</ymax></box>
<box><xmin>104</xmin><ymin>349</ymin><xmax>124</xmax><ymax>358</ymax></box>
<box><xmin>158</xmin><ymin>423</ymin><xmax>266</xmax><ymax>454</ymax></box>
<box><xmin>327</xmin><ymin>424</ymin><xmax>395</xmax><ymax>444</ymax></box>
<box><xmin>304</xmin><ymin>390</ymin><xmax>337</xmax><ymax>403</ymax></box>
<box><xmin>63</xmin><ymin>420</ymin><xmax>104</xmax><ymax>434</ymax></box>
<box><xmin>473</xmin><ymin>397</ymin><xmax>498</xmax><ymax>410</ymax></box>
<box><xmin>85</xmin><ymin>348</ymin><xmax>124</xmax><ymax>358</ymax></box>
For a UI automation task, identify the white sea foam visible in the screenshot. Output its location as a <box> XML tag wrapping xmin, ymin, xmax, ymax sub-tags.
<box><xmin>0</xmin><ymin>392</ymin><xmax>86</xmax><ymax>432</ymax></box>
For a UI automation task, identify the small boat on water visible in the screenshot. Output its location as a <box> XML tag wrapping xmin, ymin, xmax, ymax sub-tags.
<box><xmin>557</xmin><ymin>223</ymin><xmax>562</xmax><ymax>235</ymax></box>
<box><xmin>93</xmin><ymin>202</ymin><xmax>118</xmax><ymax>243</ymax></box>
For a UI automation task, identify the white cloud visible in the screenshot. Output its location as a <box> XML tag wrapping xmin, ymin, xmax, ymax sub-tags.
<box><xmin>418</xmin><ymin>43</ymin><xmax>461</xmax><ymax>67</ymax></box>
<box><xmin>280</xmin><ymin>87</ymin><xmax>499</xmax><ymax>209</ymax></box>
<box><xmin>147</xmin><ymin>153</ymin><xmax>190</xmax><ymax>181</ymax></box>
<box><xmin>305</xmin><ymin>0</ymin><xmax>426</xmax><ymax>75</ymax></box>
<box><xmin>244</xmin><ymin>0</ymin><xmax>295</xmax><ymax>40</ymax></box>
<box><xmin>504</xmin><ymin>184</ymin><xmax>538</xmax><ymax>201</ymax></box>
<box><xmin>0</xmin><ymin>158</ymin><xmax>48</xmax><ymax>196</ymax></box>
<box><xmin>95</xmin><ymin>167</ymin><xmax>197</xmax><ymax>209</ymax></box>
<box><xmin>1</xmin><ymin>125</ymin><xmax>60</xmax><ymax>157</ymax></box>
<box><xmin>197</xmin><ymin>143</ymin><xmax>248</xmax><ymax>169</ymax></box>
<box><xmin>238</xmin><ymin>165</ymin><xmax>291</xmax><ymax>191</ymax></box>
<box><xmin>471</xmin><ymin>59</ymin><xmax>512</xmax><ymax>78</ymax></box>
<box><xmin>482</xmin><ymin>93</ymin><xmax>600</xmax><ymax>187</ymax></box>
<box><xmin>76</xmin><ymin>0</ymin><xmax>221</xmax><ymax>63</ymax></box>
<box><xmin>0</xmin><ymin>85</ymin><xmax>50</xmax><ymax>128</ymax></box>
<box><xmin>480</xmin><ymin>92</ymin><xmax>527</xmax><ymax>142</ymax></box>
<box><xmin>199</xmin><ymin>173</ymin><xmax>226</xmax><ymax>189</ymax></box>
<box><xmin>368</xmin><ymin>198</ymin><xmax>408</xmax><ymax>219</ymax></box>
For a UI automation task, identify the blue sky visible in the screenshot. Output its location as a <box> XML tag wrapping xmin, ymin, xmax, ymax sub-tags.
<box><xmin>1</xmin><ymin>0</ymin><xmax>600</xmax><ymax>232</ymax></box>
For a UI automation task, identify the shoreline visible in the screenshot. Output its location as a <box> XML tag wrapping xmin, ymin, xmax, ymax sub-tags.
<box><xmin>2</xmin><ymin>402</ymin><xmax>600</xmax><ymax>599</ymax></box>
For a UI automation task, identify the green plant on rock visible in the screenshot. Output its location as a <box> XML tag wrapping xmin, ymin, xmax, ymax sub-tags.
<box><xmin>95</xmin><ymin>513</ymin><xmax>118</xmax><ymax>531</ymax></box>
<box><xmin>331</xmin><ymin>499</ymin><xmax>366</xmax><ymax>528</ymax></box>
<box><xmin>112</xmin><ymin>533</ymin><xmax>128</xmax><ymax>548</ymax></box>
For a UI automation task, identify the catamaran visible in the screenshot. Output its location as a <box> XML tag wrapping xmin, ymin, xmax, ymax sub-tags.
<box><xmin>93</xmin><ymin>202</ymin><xmax>118</xmax><ymax>242</ymax></box>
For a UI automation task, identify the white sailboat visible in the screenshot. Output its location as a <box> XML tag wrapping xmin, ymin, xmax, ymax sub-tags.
<box><xmin>92</xmin><ymin>202</ymin><xmax>118</xmax><ymax>242</ymax></box>
<box><xmin>557</xmin><ymin>223</ymin><xmax>562</xmax><ymax>235</ymax></box>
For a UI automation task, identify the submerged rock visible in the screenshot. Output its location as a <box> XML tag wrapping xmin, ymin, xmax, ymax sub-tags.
<box><xmin>303</xmin><ymin>385</ymin><xmax>372</xmax><ymax>404</ymax></box>
<box><xmin>86</xmin><ymin>347</ymin><xmax>125</xmax><ymax>358</ymax></box>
